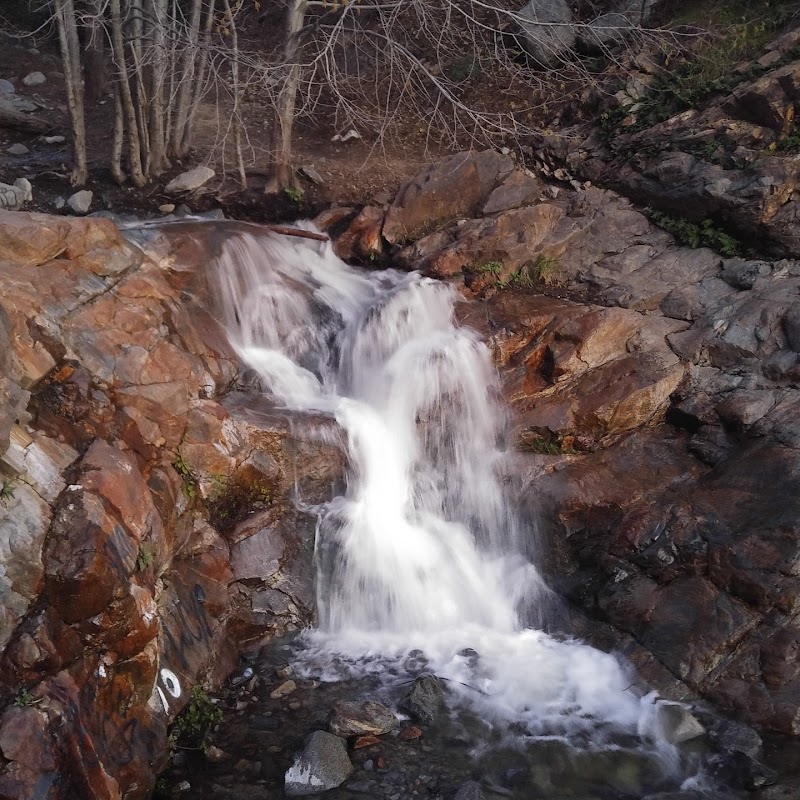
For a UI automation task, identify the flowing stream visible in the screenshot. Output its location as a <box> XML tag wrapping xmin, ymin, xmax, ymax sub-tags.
<box><xmin>212</xmin><ymin>224</ymin><xmax>703</xmax><ymax>789</ymax></box>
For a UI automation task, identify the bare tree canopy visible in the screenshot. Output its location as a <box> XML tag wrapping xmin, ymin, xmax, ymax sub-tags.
<box><xmin>47</xmin><ymin>0</ymin><xmax>680</xmax><ymax>190</ymax></box>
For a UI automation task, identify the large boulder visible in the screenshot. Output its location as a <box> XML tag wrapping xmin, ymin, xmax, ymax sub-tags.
<box><xmin>284</xmin><ymin>731</ymin><xmax>353</xmax><ymax>796</ymax></box>
<box><xmin>516</xmin><ymin>0</ymin><xmax>576</xmax><ymax>68</ymax></box>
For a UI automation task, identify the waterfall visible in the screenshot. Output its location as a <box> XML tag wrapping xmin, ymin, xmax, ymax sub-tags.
<box><xmin>213</xmin><ymin>226</ymin><xmax>682</xmax><ymax>757</ymax></box>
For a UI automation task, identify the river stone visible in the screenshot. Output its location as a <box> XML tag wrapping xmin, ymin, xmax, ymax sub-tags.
<box><xmin>22</xmin><ymin>71</ymin><xmax>46</xmax><ymax>86</ymax></box>
<box><xmin>454</xmin><ymin>780</ymin><xmax>486</xmax><ymax>800</ymax></box>
<box><xmin>67</xmin><ymin>190</ymin><xmax>93</xmax><ymax>215</ymax></box>
<box><xmin>517</xmin><ymin>0</ymin><xmax>576</xmax><ymax>68</ymax></box>
<box><xmin>165</xmin><ymin>166</ymin><xmax>215</xmax><ymax>194</ymax></box>
<box><xmin>655</xmin><ymin>702</ymin><xmax>705</xmax><ymax>744</ymax></box>
<box><xmin>327</xmin><ymin>700</ymin><xmax>397</xmax><ymax>737</ymax></box>
<box><xmin>7</xmin><ymin>143</ymin><xmax>28</xmax><ymax>156</ymax></box>
<box><xmin>0</xmin><ymin>79</ymin><xmax>15</xmax><ymax>94</ymax></box>
<box><xmin>284</xmin><ymin>730</ymin><xmax>353</xmax><ymax>796</ymax></box>
<box><xmin>399</xmin><ymin>674</ymin><xmax>444</xmax><ymax>725</ymax></box>
<box><xmin>711</xmin><ymin>719</ymin><xmax>763</xmax><ymax>758</ymax></box>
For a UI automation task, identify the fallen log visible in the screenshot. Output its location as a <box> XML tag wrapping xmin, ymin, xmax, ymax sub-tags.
<box><xmin>0</xmin><ymin>107</ymin><xmax>54</xmax><ymax>135</ymax></box>
<box><xmin>265</xmin><ymin>224</ymin><xmax>328</xmax><ymax>242</ymax></box>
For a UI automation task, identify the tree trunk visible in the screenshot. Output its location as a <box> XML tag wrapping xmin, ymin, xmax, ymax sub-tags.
<box><xmin>146</xmin><ymin>0</ymin><xmax>170</xmax><ymax>175</ymax></box>
<box><xmin>54</xmin><ymin>0</ymin><xmax>88</xmax><ymax>185</ymax></box>
<box><xmin>83</xmin><ymin>0</ymin><xmax>109</xmax><ymax>106</ymax></box>
<box><xmin>267</xmin><ymin>0</ymin><xmax>307</xmax><ymax>194</ymax></box>
<box><xmin>110</xmin><ymin>0</ymin><xmax>147</xmax><ymax>186</ymax></box>
<box><xmin>170</xmin><ymin>0</ymin><xmax>203</xmax><ymax>157</ymax></box>
<box><xmin>111</xmin><ymin>82</ymin><xmax>125</xmax><ymax>184</ymax></box>
<box><xmin>180</xmin><ymin>0</ymin><xmax>216</xmax><ymax>154</ymax></box>
<box><xmin>223</xmin><ymin>0</ymin><xmax>247</xmax><ymax>188</ymax></box>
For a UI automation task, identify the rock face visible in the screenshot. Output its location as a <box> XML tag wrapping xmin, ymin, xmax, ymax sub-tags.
<box><xmin>0</xmin><ymin>211</ymin><xmax>342</xmax><ymax>799</ymax></box>
<box><xmin>322</xmin><ymin>145</ymin><xmax>800</xmax><ymax>740</ymax></box>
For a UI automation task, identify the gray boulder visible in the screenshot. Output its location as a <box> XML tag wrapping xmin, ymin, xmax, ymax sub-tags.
<box><xmin>22</xmin><ymin>71</ymin><xmax>46</xmax><ymax>87</ymax></box>
<box><xmin>165</xmin><ymin>165</ymin><xmax>215</xmax><ymax>194</ymax></box>
<box><xmin>284</xmin><ymin>731</ymin><xmax>353</xmax><ymax>797</ymax></box>
<box><xmin>517</xmin><ymin>0</ymin><xmax>576</xmax><ymax>68</ymax></box>
<box><xmin>578</xmin><ymin>12</ymin><xmax>633</xmax><ymax>52</ymax></box>
<box><xmin>0</xmin><ymin>178</ymin><xmax>32</xmax><ymax>211</ymax></box>
<box><xmin>399</xmin><ymin>673</ymin><xmax>444</xmax><ymax>725</ymax></box>
<box><xmin>67</xmin><ymin>190</ymin><xmax>93</xmax><ymax>215</ymax></box>
<box><xmin>655</xmin><ymin>702</ymin><xmax>706</xmax><ymax>744</ymax></box>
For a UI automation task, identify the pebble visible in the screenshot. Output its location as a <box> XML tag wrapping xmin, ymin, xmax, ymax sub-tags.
<box><xmin>276</xmin><ymin>664</ymin><xmax>294</xmax><ymax>679</ymax></box>
<box><xmin>205</xmin><ymin>745</ymin><xmax>226</xmax><ymax>763</ymax></box>
<box><xmin>43</xmin><ymin>135</ymin><xmax>65</xmax><ymax>144</ymax></box>
<box><xmin>399</xmin><ymin>726</ymin><xmax>422</xmax><ymax>741</ymax></box>
<box><xmin>270</xmin><ymin>679</ymin><xmax>297</xmax><ymax>699</ymax></box>
<box><xmin>0</xmin><ymin>79</ymin><xmax>16</xmax><ymax>94</ymax></box>
<box><xmin>159</xmin><ymin>203</ymin><xmax>175</xmax><ymax>214</ymax></box>
<box><xmin>7</xmin><ymin>143</ymin><xmax>29</xmax><ymax>155</ymax></box>
<box><xmin>175</xmin><ymin>780</ymin><xmax>191</xmax><ymax>792</ymax></box>
<box><xmin>363</xmin><ymin>759</ymin><xmax>374</xmax><ymax>771</ymax></box>
<box><xmin>288</xmin><ymin>701</ymin><xmax>302</xmax><ymax>710</ymax></box>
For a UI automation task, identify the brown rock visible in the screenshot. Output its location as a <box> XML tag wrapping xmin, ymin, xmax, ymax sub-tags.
<box><xmin>270</xmin><ymin>679</ymin><xmax>297</xmax><ymax>699</ymax></box>
<box><xmin>334</xmin><ymin>206</ymin><xmax>385</xmax><ymax>261</ymax></box>
<box><xmin>353</xmin><ymin>735</ymin><xmax>381</xmax><ymax>749</ymax></box>
<box><xmin>383</xmin><ymin>150</ymin><xmax>514</xmax><ymax>244</ymax></box>
<box><xmin>398</xmin><ymin>726</ymin><xmax>422</xmax><ymax>741</ymax></box>
<box><xmin>327</xmin><ymin>700</ymin><xmax>397</xmax><ymax>737</ymax></box>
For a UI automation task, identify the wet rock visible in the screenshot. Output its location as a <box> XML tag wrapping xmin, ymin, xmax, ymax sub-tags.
<box><xmin>398</xmin><ymin>726</ymin><xmax>422</xmax><ymax>741</ymax></box>
<box><xmin>353</xmin><ymin>735</ymin><xmax>380</xmax><ymax>749</ymax></box>
<box><xmin>655</xmin><ymin>702</ymin><xmax>706</xmax><ymax>744</ymax></box>
<box><xmin>165</xmin><ymin>166</ymin><xmax>215</xmax><ymax>193</ymax></box>
<box><xmin>399</xmin><ymin>674</ymin><xmax>444</xmax><ymax>725</ymax></box>
<box><xmin>22</xmin><ymin>71</ymin><xmax>46</xmax><ymax>86</ymax></box>
<box><xmin>333</xmin><ymin>205</ymin><xmax>384</xmax><ymax>261</ymax></box>
<box><xmin>516</xmin><ymin>0</ymin><xmax>576</xmax><ymax>68</ymax></box>
<box><xmin>43</xmin><ymin>135</ymin><xmax>65</xmax><ymax>144</ymax></box>
<box><xmin>7</xmin><ymin>143</ymin><xmax>29</xmax><ymax>155</ymax></box>
<box><xmin>453</xmin><ymin>781</ymin><xmax>485</xmax><ymax>800</ymax></box>
<box><xmin>67</xmin><ymin>190</ymin><xmax>93</xmax><ymax>215</ymax></box>
<box><xmin>159</xmin><ymin>203</ymin><xmax>175</xmax><ymax>214</ymax></box>
<box><xmin>327</xmin><ymin>699</ymin><xmax>397</xmax><ymax>737</ymax></box>
<box><xmin>710</xmin><ymin>719</ymin><xmax>762</xmax><ymax>759</ymax></box>
<box><xmin>0</xmin><ymin>79</ymin><xmax>15</xmax><ymax>94</ymax></box>
<box><xmin>284</xmin><ymin>730</ymin><xmax>353</xmax><ymax>796</ymax></box>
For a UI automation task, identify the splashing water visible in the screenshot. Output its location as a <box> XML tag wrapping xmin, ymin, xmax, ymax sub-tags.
<box><xmin>213</xmin><ymin>225</ymin><xmax>689</xmax><ymax>770</ymax></box>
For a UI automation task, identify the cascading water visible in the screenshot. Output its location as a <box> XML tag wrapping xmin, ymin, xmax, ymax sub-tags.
<box><xmin>213</xmin><ymin>224</ymin><xmax>706</xmax><ymax>789</ymax></box>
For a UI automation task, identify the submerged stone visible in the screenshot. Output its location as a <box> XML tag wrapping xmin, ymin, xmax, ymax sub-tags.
<box><xmin>399</xmin><ymin>674</ymin><xmax>444</xmax><ymax>725</ymax></box>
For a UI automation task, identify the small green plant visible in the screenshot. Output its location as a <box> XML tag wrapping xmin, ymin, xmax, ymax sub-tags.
<box><xmin>532</xmin><ymin>255</ymin><xmax>560</xmax><ymax>286</ymax></box>
<box><xmin>523</xmin><ymin>436</ymin><xmax>576</xmax><ymax>455</ymax></box>
<box><xmin>207</xmin><ymin>473</ymin><xmax>273</xmax><ymax>531</ymax></box>
<box><xmin>475</xmin><ymin>261</ymin><xmax>503</xmax><ymax>276</ymax></box>
<box><xmin>14</xmin><ymin>688</ymin><xmax>37</xmax><ymax>707</ymax></box>
<box><xmin>0</xmin><ymin>479</ymin><xmax>14</xmax><ymax>503</ymax></box>
<box><xmin>644</xmin><ymin>208</ymin><xmax>742</xmax><ymax>257</ymax></box>
<box><xmin>173</xmin><ymin>455</ymin><xmax>197</xmax><ymax>499</ymax></box>
<box><xmin>136</xmin><ymin>545</ymin><xmax>154</xmax><ymax>572</ymax></box>
<box><xmin>509</xmin><ymin>266</ymin><xmax>534</xmax><ymax>289</ymax></box>
<box><xmin>170</xmin><ymin>685</ymin><xmax>222</xmax><ymax>752</ymax></box>
<box><xmin>283</xmin><ymin>186</ymin><xmax>304</xmax><ymax>203</ymax></box>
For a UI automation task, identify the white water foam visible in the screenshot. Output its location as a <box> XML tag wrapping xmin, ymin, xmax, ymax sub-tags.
<box><xmin>214</xmin><ymin>225</ymin><xmax>683</xmax><ymax>767</ymax></box>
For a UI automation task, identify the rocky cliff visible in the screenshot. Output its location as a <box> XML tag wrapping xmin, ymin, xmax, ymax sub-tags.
<box><xmin>0</xmin><ymin>212</ymin><xmax>342</xmax><ymax>798</ymax></box>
